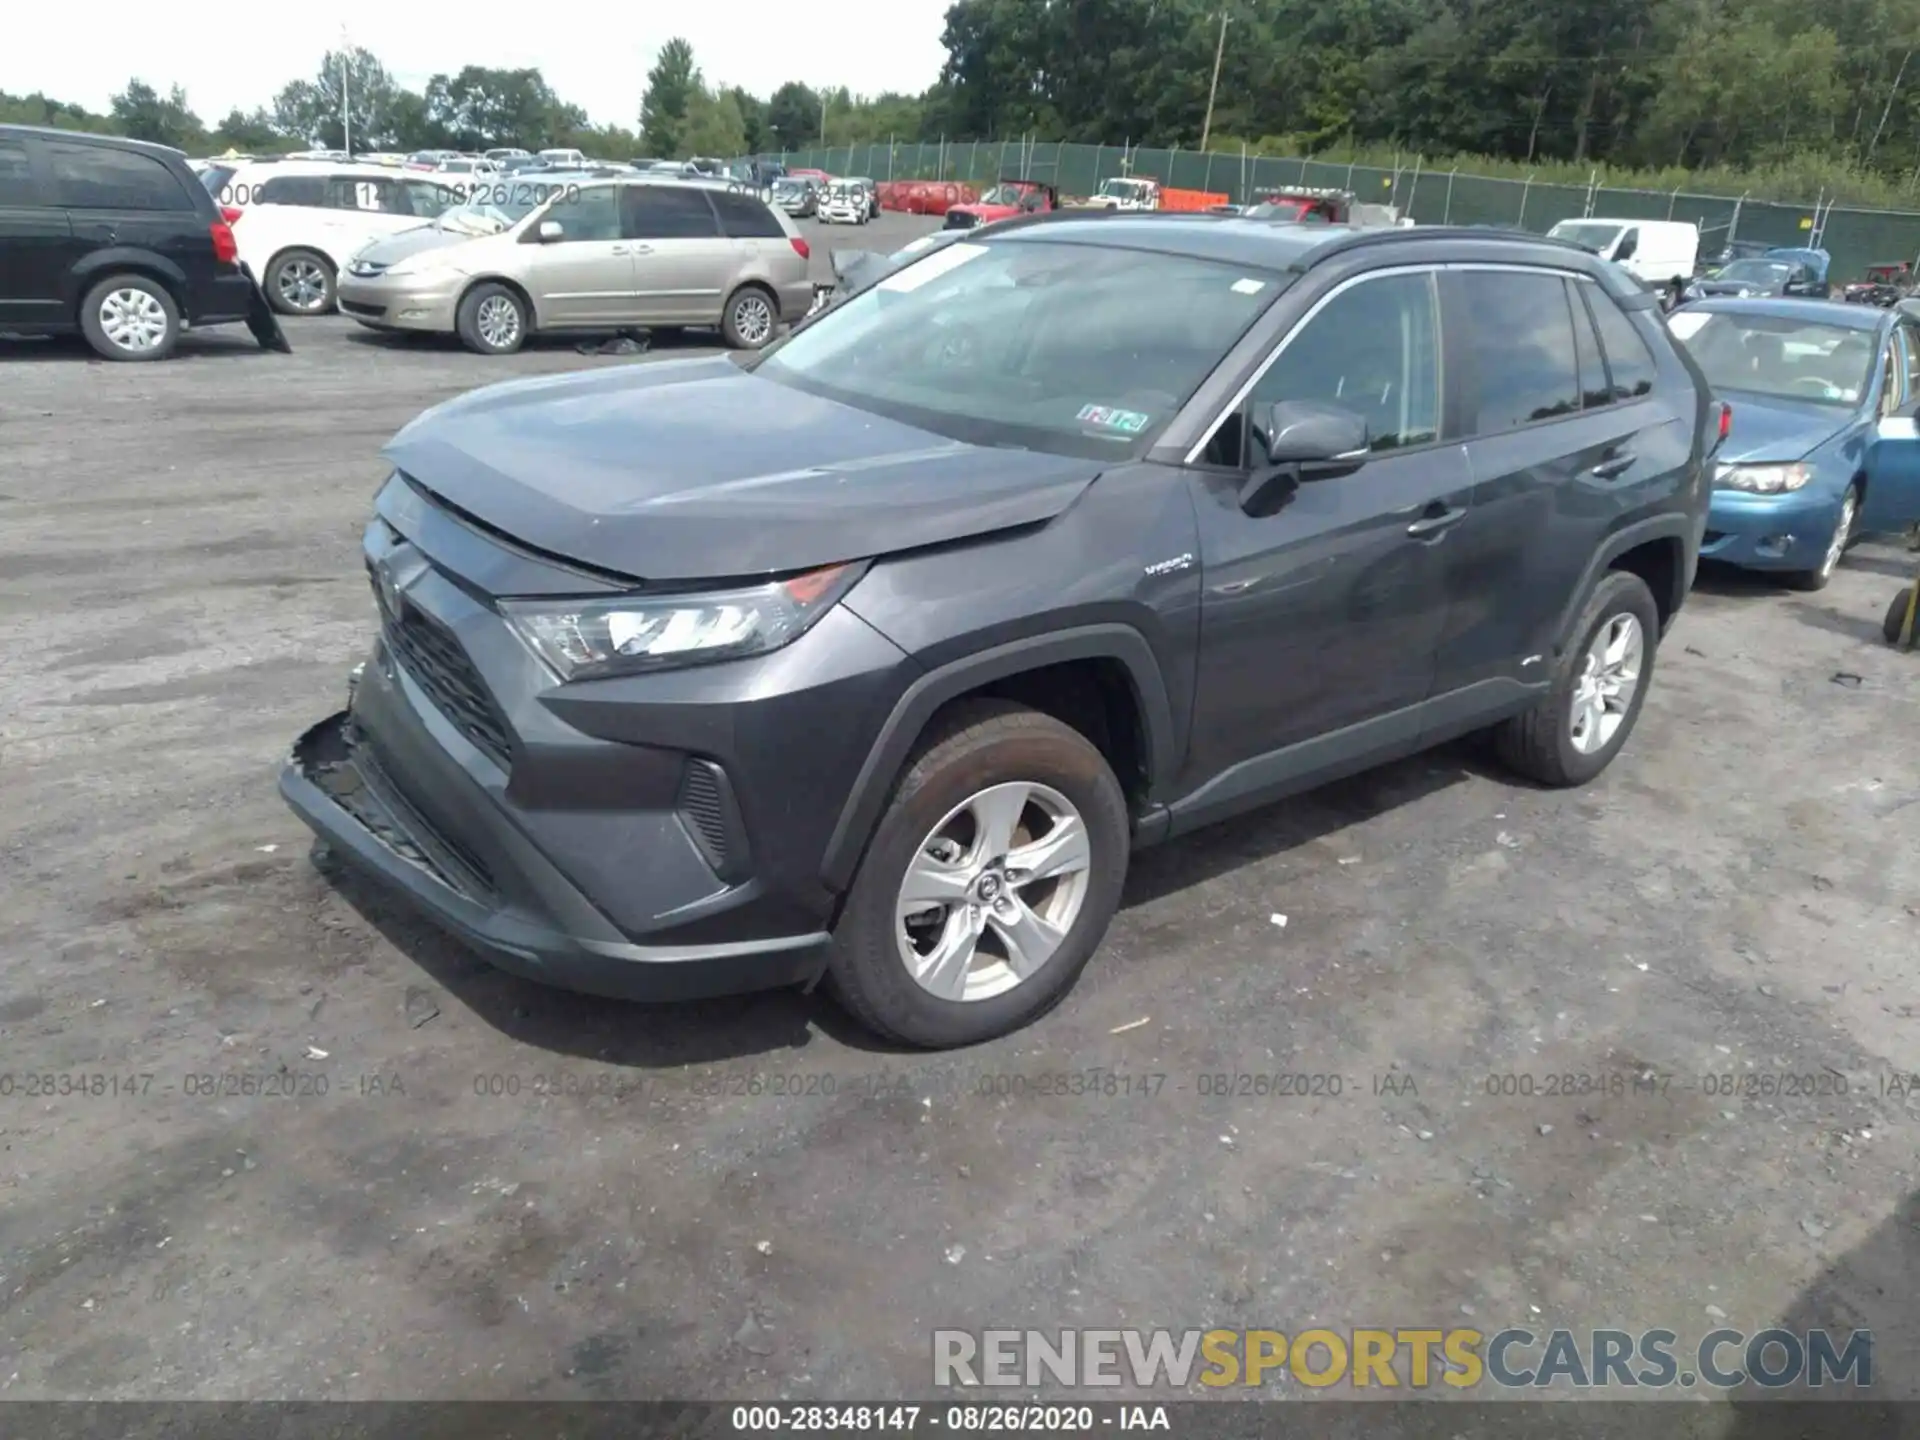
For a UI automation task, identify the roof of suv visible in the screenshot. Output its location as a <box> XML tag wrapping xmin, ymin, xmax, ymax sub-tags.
<box><xmin>978</xmin><ymin>211</ymin><xmax>1612</xmax><ymax>280</ymax></box>
<box><xmin>0</xmin><ymin>123</ymin><xmax>191</xmax><ymax>165</ymax></box>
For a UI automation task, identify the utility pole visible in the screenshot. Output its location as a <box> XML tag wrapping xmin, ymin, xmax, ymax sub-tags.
<box><xmin>339</xmin><ymin>27</ymin><xmax>352</xmax><ymax>156</ymax></box>
<box><xmin>820</xmin><ymin>91</ymin><xmax>828</xmax><ymax>147</ymax></box>
<box><xmin>1200</xmin><ymin>10</ymin><xmax>1229</xmax><ymax>151</ymax></box>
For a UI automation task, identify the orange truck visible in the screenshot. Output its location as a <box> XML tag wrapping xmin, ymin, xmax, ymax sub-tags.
<box><xmin>1090</xmin><ymin>176</ymin><xmax>1228</xmax><ymax>212</ymax></box>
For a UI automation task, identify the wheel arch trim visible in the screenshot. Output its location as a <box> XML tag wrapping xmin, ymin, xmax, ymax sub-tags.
<box><xmin>1555</xmin><ymin>513</ymin><xmax>1693</xmax><ymax>651</ymax></box>
<box><xmin>819</xmin><ymin>624</ymin><xmax>1177</xmax><ymax>892</ymax></box>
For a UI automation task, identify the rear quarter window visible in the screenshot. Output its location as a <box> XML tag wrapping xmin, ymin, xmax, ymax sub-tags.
<box><xmin>710</xmin><ymin>189</ymin><xmax>786</xmax><ymax>239</ymax></box>
<box><xmin>257</xmin><ymin>175</ymin><xmax>327</xmax><ymax>207</ymax></box>
<box><xmin>1587</xmin><ymin>292</ymin><xmax>1661</xmax><ymax>400</ymax></box>
<box><xmin>46</xmin><ymin>143</ymin><xmax>195</xmax><ymax>211</ymax></box>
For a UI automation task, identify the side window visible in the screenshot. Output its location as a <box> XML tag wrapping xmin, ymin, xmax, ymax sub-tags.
<box><xmin>542</xmin><ymin>185</ymin><xmax>620</xmax><ymax>242</ymax></box>
<box><xmin>1879</xmin><ymin>335</ymin><xmax>1905</xmax><ymax>416</ymax></box>
<box><xmin>1901</xmin><ymin>323</ymin><xmax>1920</xmax><ymax>397</ymax></box>
<box><xmin>1203</xmin><ymin>270</ymin><xmax>1441</xmax><ymax>467</ymax></box>
<box><xmin>323</xmin><ymin>176</ymin><xmax>389</xmax><ymax>211</ymax></box>
<box><xmin>394</xmin><ymin>179</ymin><xmax>452</xmax><ymax>218</ymax></box>
<box><xmin>257</xmin><ymin>175</ymin><xmax>327</xmax><ymax>208</ymax></box>
<box><xmin>709</xmin><ymin>188</ymin><xmax>785</xmax><ymax>238</ymax></box>
<box><xmin>0</xmin><ymin>139</ymin><xmax>37</xmax><ymax>206</ymax></box>
<box><xmin>1567</xmin><ymin>281</ymin><xmax>1612</xmax><ymax>409</ymax></box>
<box><xmin>1584</xmin><ymin>291</ymin><xmax>1659</xmax><ymax>402</ymax></box>
<box><xmin>45</xmin><ymin>143</ymin><xmax>193</xmax><ymax>211</ymax></box>
<box><xmin>1459</xmin><ymin>270</ymin><xmax>1581</xmax><ymax>433</ymax></box>
<box><xmin>624</xmin><ymin>186</ymin><xmax>723</xmax><ymax>240</ymax></box>
<box><xmin>1615</xmin><ymin>228</ymin><xmax>1640</xmax><ymax>261</ymax></box>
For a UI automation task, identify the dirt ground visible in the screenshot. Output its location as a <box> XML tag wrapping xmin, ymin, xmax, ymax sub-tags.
<box><xmin>2</xmin><ymin>213</ymin><xmax>1918</xmax><ymax>1414</ymax></box>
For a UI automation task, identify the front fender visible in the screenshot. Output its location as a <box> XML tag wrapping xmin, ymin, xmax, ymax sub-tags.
<box><xmin>819</xmin><ymin>624</ymin><xmax>1179</xmax><ymax>891</ymax></box>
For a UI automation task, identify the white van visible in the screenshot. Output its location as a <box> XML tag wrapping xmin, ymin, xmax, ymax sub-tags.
<box><xmin>1547</xmin><ymin>218</ymin><xmax>1699</xmax><ymax>286</ymax></box>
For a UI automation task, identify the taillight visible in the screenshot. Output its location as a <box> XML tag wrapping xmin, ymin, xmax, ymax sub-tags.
<box><xmin>209</xmin><ymin>220</ymin><xmax>238</xmax><ymax>265</ymax></box>
<box><xmin>789</xmin><ymin>236</ymin><xmax>811</xmax><ymax>261</ymax></box>
<box><xmin>220</xmin><ymin>205</ymin><xmax>242</xmax><ymax>224</ymax></box>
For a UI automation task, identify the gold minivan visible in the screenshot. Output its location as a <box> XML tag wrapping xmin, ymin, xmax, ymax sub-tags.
<box><xmin>337</xmin><ymin>178</ymin><xmax>814</xmax><ymax>355</ymax></box>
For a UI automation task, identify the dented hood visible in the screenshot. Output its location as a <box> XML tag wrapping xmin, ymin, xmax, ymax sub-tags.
<box><xmin>382</xmin><ymin>356</ymin><xmax>1104</xmax><ymax>581</ymax></box>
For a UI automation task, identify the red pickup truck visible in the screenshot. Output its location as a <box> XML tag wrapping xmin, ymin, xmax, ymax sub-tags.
<box><xmin>942</xmin><ymin>179</ymin><xmax>1058</xmax><ymax>230</ymax></box>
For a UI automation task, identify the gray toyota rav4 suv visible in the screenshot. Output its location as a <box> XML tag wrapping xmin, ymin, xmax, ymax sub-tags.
<box><xmin>282</xmin><ymin>215</ymin><xmax>1719</xmax><ymax>1048</ymax></box>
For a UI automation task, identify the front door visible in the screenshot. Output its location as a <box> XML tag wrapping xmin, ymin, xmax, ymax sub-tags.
<box><xmin>525</xmin><ymin>185</ymin><xmax>634</xmax><ymax>326</ymax></box>
<box><xmin>1180</xmin><ymin>267</ymin><xmax>1469</xmax><ymax>811</ymax></box>
<box><xmin>1862</xmin><ymin>323</ymin><xmax>1920</xmax><ymax>532</ymax></box>
<box><xmin>622</xmin><ymin>184</ymin><xmax>730</xmax><ymax>325</ymax></box>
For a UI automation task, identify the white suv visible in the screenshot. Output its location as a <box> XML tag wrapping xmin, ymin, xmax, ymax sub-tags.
<box><xmin>223</xmin><ymin>165</ymin><xmax>459</xmax><ymax>315</ymax></box>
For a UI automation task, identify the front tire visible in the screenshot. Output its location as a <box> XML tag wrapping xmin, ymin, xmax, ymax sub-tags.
<box><xmin>79</xmin><ymin>274</ymin><xmax>179</xmax><ymax>361</ymax></box>
<box><xmin>1494</xmin><ymin>570</ymin><xmax>1661</xmax><ymax>787</ymax></box>
<box><xmin>265</xmin><ymin>248</ymin><xmax>336</xmax><ymax>316</ymax></box>
<box><xmin>1784</xmin><ymin>485</ymin><xmax>1858</xmax><ymax>591</ymax></box>
<box><xmin>828</xmin><ymin>701</ymin><xmax>1130</xmax><ymax>1048</ymax></box>
<box><xmin>721</xmin><ymin>285</ymin><xmax>778</xmax><ymax>350</ymax></box>
<box><xmin>455</xmin><ymin>283</ymin><xmax>528</xmax><ymax>355</ymax></box>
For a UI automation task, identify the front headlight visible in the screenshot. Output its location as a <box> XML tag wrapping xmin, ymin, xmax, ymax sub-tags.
<box><xmin>500</xmin><ymin>562</ymin><xmax>864</xmax><ymax>681</ymax></box>
<box><xmin>1716</xmin><ymin>462</ymin><xmax>1812</xmax><ymax>493</ymax></box>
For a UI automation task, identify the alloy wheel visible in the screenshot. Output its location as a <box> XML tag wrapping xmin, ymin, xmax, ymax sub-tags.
<box><xmin>895</xmin><ymin>781</ymin><xmax>1094</xmax><ymax>1002</ymax></box>
<box><xmin>476</xmin><ymin>295</ymin><xmax>520</xmax><ymax>350</ymax></box>
<box><xmin>277</xmin><ymin>258</ymin><xmax>329</xmax><ymax>311</ymax></box>
<box><xmin>733</xmin><ymin>294</ymin><xmax>773</xmax><ymax>345</ymax></box>
<box><xmin>1569</xmin><ymin>613</ymin><xmax>1644</xmax><ymax>756</ymax></box>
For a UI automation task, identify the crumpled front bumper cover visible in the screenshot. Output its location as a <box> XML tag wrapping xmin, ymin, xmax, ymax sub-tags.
<box><xmin>278</xmin><ymin>711</ymin><xmax>830</xmax><ymax>1001</ymax></box>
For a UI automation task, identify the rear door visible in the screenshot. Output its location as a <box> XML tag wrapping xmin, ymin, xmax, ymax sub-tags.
<box><xmin>523</xmin><ymin>184</ymin><xmax>632</xmax><ymax>325</ymax></box>
<box><xmin>623</xmin><ymin>185</ymin><xmax>730</xmax><ymax>323</ymax></box>
<box><xmin>1437</xmin><ymin>267</ymin><xmax>1688</xmax><ymax>695</ymax></box>
<box><xmin>41</xmin><ymin>139</ymin><xmax>209</xmax><ymax>309</ymax></box>
<box><xmin>0</xmin><ymin>133</ymin><xmax>71</xmax><ymax>328</ymax></box>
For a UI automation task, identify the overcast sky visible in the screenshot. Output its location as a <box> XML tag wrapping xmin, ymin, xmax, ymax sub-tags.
<box><xmin>1</xmin><ymin>0</ymin><xmax>953</xmax><ymax>126</ymax></box>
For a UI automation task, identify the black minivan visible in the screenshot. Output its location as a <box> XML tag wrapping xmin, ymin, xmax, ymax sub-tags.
<box><xmin>0</xmin><ymin>124</ymin><xmax>281</xmax><ymax>360</ymax></box>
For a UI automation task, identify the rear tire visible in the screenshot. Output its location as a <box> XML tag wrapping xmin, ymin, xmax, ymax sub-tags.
<box><xmin>1494</xmin><ymin>570</ymin><xmax>1660</xmax><ymax>787</ymax></box>
<box><xmin>721</xmin><ymin>285</ymin><xmax>778</xmax><ymax>350</ymax></box>
<box><xmin>265</xmin><ymin>248</ymin><xmax>336</xmax><ymax>316</ymax></box>
<box><xmin>1886</xmin><ymin>586</ymin><xmax>1920</xmax><ymax>644</ymax></box>
<box><xmin>78</xmin><ymin>274</ymin><xmax>179</xmax><ymax>361</ymax></box>
<box><xmin>455</xmin><ymin>282</ymin><xmax>528</xmax><ymax>355</ymax></box>
<box><xmin>828</xmin><ymin>701</ymin><xmax>1130</xmax><ymax>1048</ymax></box>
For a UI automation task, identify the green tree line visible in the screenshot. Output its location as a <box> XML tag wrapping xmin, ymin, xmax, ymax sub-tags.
<box><xmin>12</xmin><ymin>0</ymin><xmax>1920</xmax><ymax>207</ymax></box>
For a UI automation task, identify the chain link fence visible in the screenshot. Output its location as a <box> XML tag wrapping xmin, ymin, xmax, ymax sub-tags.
<box><xmin>769</xmin><ymin>139</ymin><xmax>1920</xmax><ymax>282</ymax></box>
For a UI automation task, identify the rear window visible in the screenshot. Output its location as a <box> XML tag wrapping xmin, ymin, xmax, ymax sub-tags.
<box><xmin>258</xmin><ymin>175</ymin><xmax>327</xmax><ymax>207</ymax></box>
<box><xmin>198</xmin><ymin>164</ymin><xmax>237</xmax><ymax>199</ymax></box>
<box><xmin>710</xmin><ymin>189</ymin><xmax>785</xmax><ymax>239</ymax></box>
<box><xmin>46</xmin><ymin>143</ymin><xmax>194</xmax><ymax>211</ymax></box>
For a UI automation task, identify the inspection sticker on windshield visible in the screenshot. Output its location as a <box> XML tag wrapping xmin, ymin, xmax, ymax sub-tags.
<box><xmin>1078</xmin><ymin>404</ymin><xmax>1151</xmax><ymax>433</ymax></box>
<box><xmin>878</xmin><ymin>241</ymin><xmax>988</xmax><ymax>292</ymax></box>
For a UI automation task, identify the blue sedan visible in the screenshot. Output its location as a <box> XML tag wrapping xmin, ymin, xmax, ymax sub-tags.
<box><xmin>1667</xmin><ymin>297</ymin><xmax>1920</xmax><ymax>588</ymax></box>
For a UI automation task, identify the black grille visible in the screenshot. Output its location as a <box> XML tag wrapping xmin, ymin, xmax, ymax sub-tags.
<box><xmin>340</xmin><ymin>298</ymin><xmax>386</xmax><ymax>318</ymax></box>
<box><xmin>370</xmin><ymin>572</ymin><xmax>514</xmax><ymax>771</ymax></box>
<box><xmin>678</xmin><ymin>762</ymin><xmax>731</xmax><ymax>866</ymax></box>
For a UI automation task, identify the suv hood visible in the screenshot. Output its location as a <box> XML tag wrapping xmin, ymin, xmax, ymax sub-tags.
<box><xmin>383</xmin><ymin>357</ymin><xmax>1105</xmax><ymax>581</ymax></box>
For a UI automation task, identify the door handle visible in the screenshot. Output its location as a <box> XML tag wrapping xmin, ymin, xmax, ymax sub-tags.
<box><xmin>629</xmin><ymin>243</ymin><xmax>653</xmax><ymax>254</ymax></box>
<box><xmin>1589</xmin><ymin>451</ymin><xmax>1636</xmax><ymax>480</ymax></box>
<box><xmin>610</xmin><ymin>245</ymin><xmax>629</xmax><ymax>256</ymax></box>
<box><xmin>1406</xmin><ymin>504</ymin><xmax>1466</xmax><ymax>538</ymax></box>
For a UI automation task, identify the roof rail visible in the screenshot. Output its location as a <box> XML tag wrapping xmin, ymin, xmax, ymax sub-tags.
<box><xmin>1302</xmin><ymin>224</ymin><xmax>1589</xmax><ymax>264</ymax></box>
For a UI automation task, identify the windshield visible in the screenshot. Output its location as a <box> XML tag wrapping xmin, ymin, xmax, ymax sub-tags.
<box><xmin>1718</xmin><ymin>260</ymin><xmax>1792</xmax><ymax>284</ymax></box>
<box><xmin>431</xmin><ymin>187</ymin><xmax>559</xmax><ymax>234</ymax></box>
<box><xmin>1551</xmin><ymin>222</ymin><xmax>1626</xmax><ymax>254</ymax></box>
<box><xmin>756</xmin><ymin>238</ymin><xmax>1285</xmax><ymax>458</ymax></box>
<box><xmin>1098</xmin><ymin>179</ymin><xmax>1148</xmax><ymax>198</ymax></box>
<box><xmin>199</xmin><ymin>164</ymin><xmax>236</xmax><ymax>197</ymax></box>
<box><xmin>977</xmin><ymin>184</ymin><xmax>1037</xmax><ymax>206</ymax></box>
<box><xmin>1667</xmin><ymin>311</ymin><xmax>1877</xmax><ymax>407</ymax></box>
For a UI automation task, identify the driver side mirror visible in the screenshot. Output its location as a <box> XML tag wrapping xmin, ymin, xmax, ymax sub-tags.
<box><xmin>536</xmin><ymin>219</ymin><xmax>564</xmax><ymax>242</ymax></box>
<box><xmin>1239</xmin><ymin>400</ymin><xmax>1370</xmax><ymax>515</ymax></box>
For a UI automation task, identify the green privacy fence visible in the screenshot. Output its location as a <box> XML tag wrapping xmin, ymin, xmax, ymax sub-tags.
<box><xmin>768</xmin><ymin>139</ymin><xmax>1920</xmax><ymax>283</ymax></box>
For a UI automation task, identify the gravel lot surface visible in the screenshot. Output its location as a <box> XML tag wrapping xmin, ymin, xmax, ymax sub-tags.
<box><xmin>2</xmin><ymin>210</ymin><xmax>1917</xmax><ymax>1417</ymax></box>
